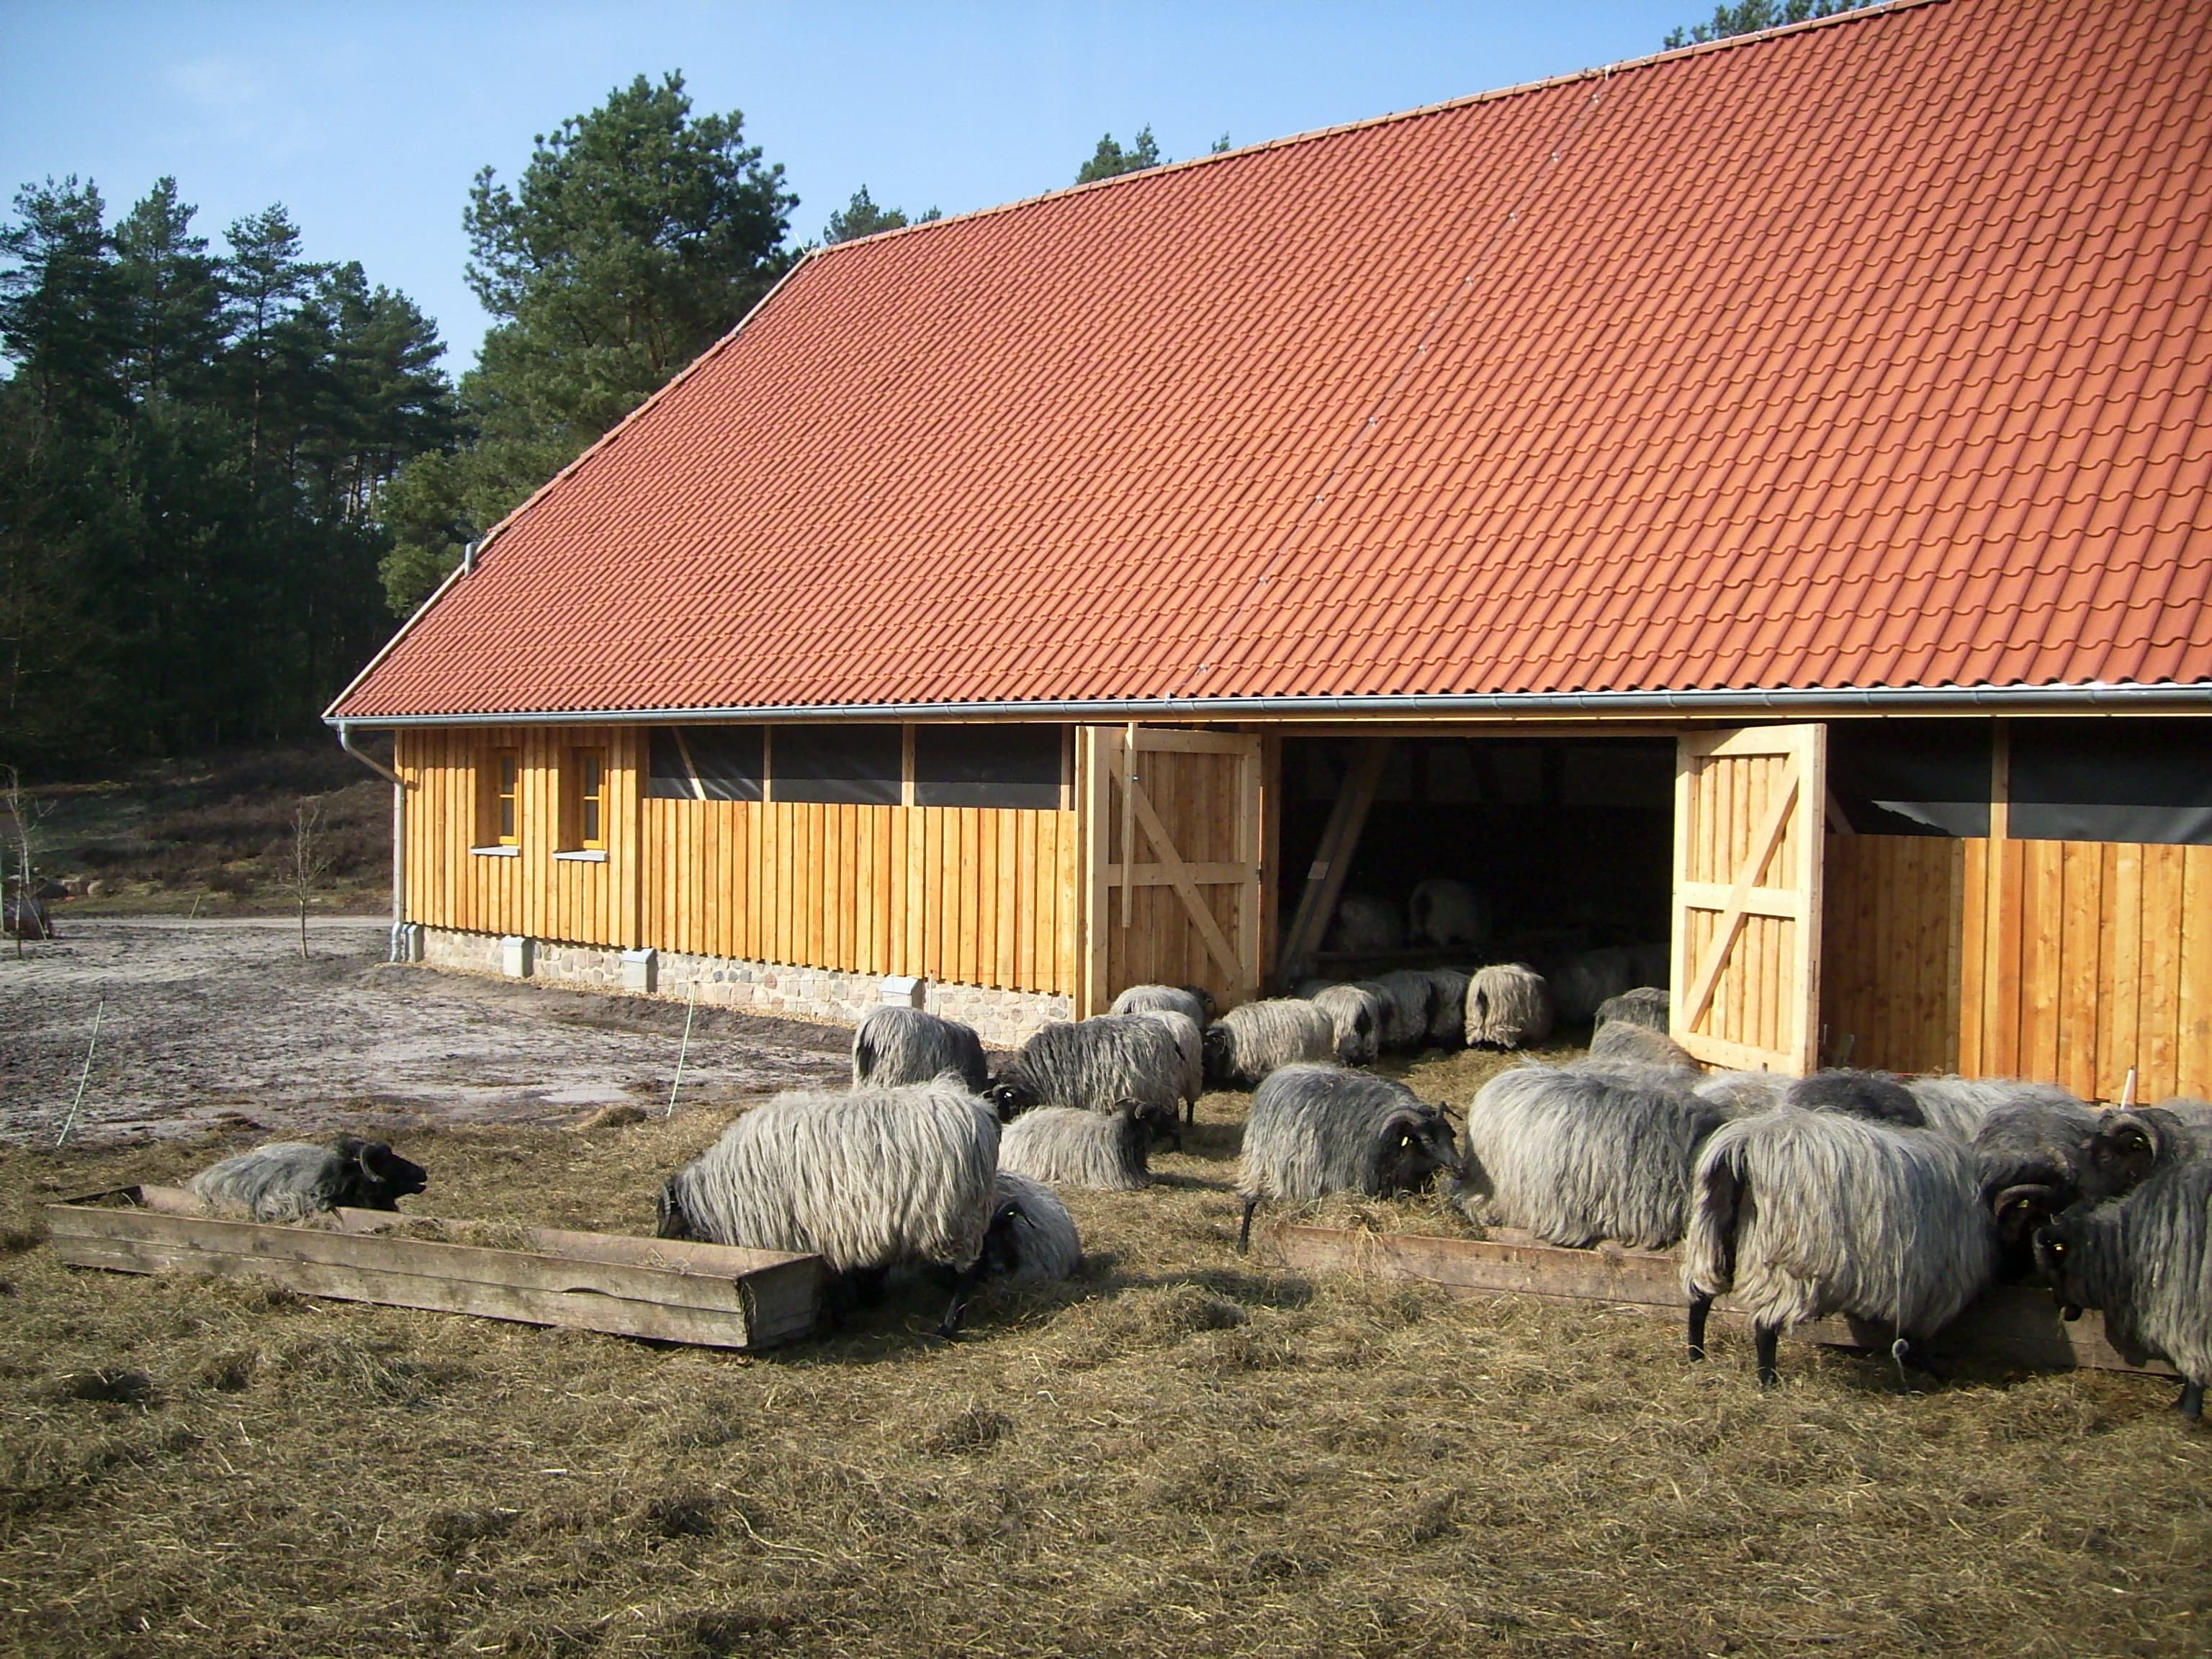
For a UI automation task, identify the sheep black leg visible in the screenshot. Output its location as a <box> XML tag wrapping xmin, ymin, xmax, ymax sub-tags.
<box><xmin>936</xmin><ymin>1260</ymin><xmax>986</xmax><ymax>1340</ymax></box>
<box><xmin>1236</xmin><ymin>1195</ymin><xmax>1259</xmax><ymax>1254</ymax></box>
<box><xmin>2177</xmin><ymin>1380</ymin><xmax>2204</xmax><ymax>1423</ymax></box>
<box><xmin>849</xmin><ymin>1265</ymin><xmax>889</xmax><ymax>1307</ymax></box>
<box><xmin>1754</xmin><ymin>1322</ymin><xmax>1782</xmax><ymax>1388</ymax></box>
<box><xmin>1686</xmin><ymin>1292</ymin><xmax>1714</xmax><ymax>1362</ymax></box>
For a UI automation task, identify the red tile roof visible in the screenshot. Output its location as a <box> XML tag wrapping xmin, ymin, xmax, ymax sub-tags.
<box><xmin>333</xmin><ymin>0</ymin><xmax>2212</xmax><ymax>721</ymax></box>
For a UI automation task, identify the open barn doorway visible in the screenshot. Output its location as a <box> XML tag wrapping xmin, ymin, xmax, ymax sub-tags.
<box><xmin>1271</xmin><ymin>733</ymin><xmax>1677</xmax><ymax>1030</ymax></box>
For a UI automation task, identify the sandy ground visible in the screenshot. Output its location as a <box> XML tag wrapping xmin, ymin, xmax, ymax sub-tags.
<box><xmin>0</xmin><ymin>917</ymin><xmax>850</xmax><ymax>1147</ymax></box>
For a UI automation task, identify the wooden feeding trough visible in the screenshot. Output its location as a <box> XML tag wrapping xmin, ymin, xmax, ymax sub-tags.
<box><xmin>1254</xmin><ymin>1222</ymin><xmax>2175</xmax><ymax>1376</ymax></box>
<box><xmin>48</xmin><ymin>1185</ymin><xmax>822</xmax><ymax>1351</ymax></box>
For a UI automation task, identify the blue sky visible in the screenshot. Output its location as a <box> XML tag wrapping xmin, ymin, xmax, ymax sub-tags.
<box><xmin>1</xmin><ymin>2</ymin><xmax>1701</xmax><ymax>372</ymax></box>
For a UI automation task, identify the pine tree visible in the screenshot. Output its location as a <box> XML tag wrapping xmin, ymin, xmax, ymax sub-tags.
<box><xmin>1075</xmin><ymin>127</ymin><xmax>1164</xmax><ymax>184</ymax></box>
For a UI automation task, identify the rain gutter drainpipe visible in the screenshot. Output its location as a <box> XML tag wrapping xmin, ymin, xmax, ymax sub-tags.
<box><xmin>336</xmin><ymin>721</ymin><xmax>409</xmax><ymax>963</ymax></box>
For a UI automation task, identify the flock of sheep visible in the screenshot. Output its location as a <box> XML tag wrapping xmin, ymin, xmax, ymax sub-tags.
<box><xmin>183</xmin><ymin>938</ymin><xmax>2211</xmax><ymax>1422</ymax></box>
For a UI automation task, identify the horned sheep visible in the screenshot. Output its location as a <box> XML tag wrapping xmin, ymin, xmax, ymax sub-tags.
<box><xmin>1457</xmin><ymin>1064</ymin><xmax>1727</xmax><ymax>1249</ymax></box>
<box><xmin>1682</xmin><ymin>1105</ymin><xmax>2000</xmax><ymax>1385</ymax></box>
<box><xmin>1200</xmin><ymin>998</ymin><xmax>1336</xmax><ymax>1089</ymax></box>
<box><xmin>979</xmin><ymin>1170</ymin><xmax>1084</xmax><ymax>1282</ymax></box>
<box><xmin>984</xmin><ymin>1015</ymin><xmax>1184</xmax><ymax>1123</ymax></box>
<box><xmin>1463</xmin><ymin>963</ymin><xmax>1554</xmax><ymax>1049</ymax></box>
<box><xmin>655</xmin><ymin>1079</ymin><xmax>1001</xmax><ymax>1337</ymax></box>
<box><xmin>186</xmin><ymin>1137</ymin><xmax>428</xmax><ymax>1222</ymax></box>
<box><xmin>850</xmin><ymin>1005</ymin><xmax>990</xmax><ymax>1092</ymax></box>
<box><xmin>1236</xmin><ymin>1064</ymin><xmax>1461</xmax><ymax>1250</ymax></box>
<box><xmin>2036</xmin><ymin>1136</ymin><xmax>2212</xmax><ymax>1423</ymax></box>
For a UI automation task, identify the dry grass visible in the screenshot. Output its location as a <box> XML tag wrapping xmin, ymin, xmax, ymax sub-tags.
<box><xmin>3</xmin><ymin>1068</ymin><xmax>2209</xmax><ymax>1658</ymax></box>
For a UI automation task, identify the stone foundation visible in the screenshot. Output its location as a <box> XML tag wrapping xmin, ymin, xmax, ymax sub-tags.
<box><xmin>416</xmin><ymin>926</ymin><xmax>1071</xmax><ymax>1047</ymax></box>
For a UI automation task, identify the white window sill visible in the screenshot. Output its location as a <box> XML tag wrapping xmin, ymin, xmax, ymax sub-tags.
<box><xmin>554</xmin><ymin>848</ymin><xmax>608</xmax><ymax>863</ymax></box>
<box><xmin>469</xmin><ymin>845</ymin><xmax>521</xmax><ymax>858</ymax></box>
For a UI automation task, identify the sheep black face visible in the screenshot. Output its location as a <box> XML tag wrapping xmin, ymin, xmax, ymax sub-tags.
<box><xmin>1200</xmin><ymin>1025</ymin><xmax>1236</xmax><ymax>1089</ymax></box>
<box><xmin>979</xmin><ymin>1200</ymin><xmax>1028</xmax><ymax>1280</ymax></box>
<box><xmin>984</xmin><ymin>1076</ymin><xmax>1040</xmax><ymax>1121</ymax></box>
<box><xmin>1182</xmin><ymin>984</ymin><xmax>1218</xmax><ymax>1024</ymax></box>
<box><xmin>1128</xmin><ymin>1100</ymin><xmax>1179</xmax><ymax>1156</ymax></box>
<box><xmin>2088</xmin><ymin>1108</ymin><xmax>2182</xmax><ymax>1198</ymax></box>
<box><xmin>1375</xmin><ymin>1107</ymin><xmax>1460</xmax><ymax>1195</ymax></box>
<box><xmin>1992</xmin><ymin>1182</ymin><xmax>2065</xmax><ymax>1278</ymax></box>
<box><xmin>335</xmin><ymin>1136</ymin><xmax>428</xmax><ymax>1209</ymax></box>
<box><xmin>2031</xmin><ymin>1213</ymin><xmax>2093</xmax><ymax>1321</ymax></box>
<box><xmin>655</xmin><ymin>1178</ymin><xmax>697</xmax><ymax>1241</ymax></box>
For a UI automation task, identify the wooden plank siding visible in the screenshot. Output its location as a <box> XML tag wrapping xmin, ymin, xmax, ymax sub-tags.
<box><xmin>395</xmin><ymin>726</ymin><xmax>644</xmax><ymax>949</ymax></box>
<box><xmin>637</xmin><ymin>799</ymin><xmax>1077</xmax><ymax>996</ymax></box>
<box><xmin>1823</xmin><ymin>833</ymin><xmax>2212</xmax><ymax>1102</ymax></box>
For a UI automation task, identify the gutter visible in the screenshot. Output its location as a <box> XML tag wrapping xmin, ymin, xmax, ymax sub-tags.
<box><xmin>335</xmin><ymin>722</ymin><xmax>408</xmax><ymax>963</ymax></box>
<box><xmin>323</xmin><ymin>680</ymin><xmax>2212</xmax><ymax>729</ymax></box>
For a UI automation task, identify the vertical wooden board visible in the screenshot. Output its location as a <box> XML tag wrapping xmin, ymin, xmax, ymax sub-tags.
<box><xmin>1941</xmin><ymin>837</ymin><xmax>1966</xmax><ymax>1074</ymax></box>
<box><xmin>2058</xmin><ymin>842</ymin><xmax>2104</xmax><ymax>1098</ymax></box>
<box><xmin>2180</xmin><ymin>845</ymin><xmax>2212</xmax><ymax>1100</ymax></box>
<box><xmin>1958</xmin><ymin>838</ymin><xmax>1989</xmax><ymax>1076</ymax></box>
<box><xmin>960</xmin><ymin>806</ymin><xmax>983</xmax><ymax>987</ymax></box>
<box><xmin>1015</xmin><ymin>813</ymin><xmax>1038</xmax><ymax>992</ymax></box>
<box><xmin>1076</xmin><ymin>729</ymin><xmax>1110</xmax><ymax>1015</ymax></box>
<box><xmin>1990</xmin><ymin>827</ymin><xmax>2027</xmax><ymax>1079</ymax></box>
<box><xmin>2026</xmin><ymin>840</ymin><xmax>2067</xmax><ymax>1083</ymax></box>
<box><xmin>1000</xmin><ymin>810</ymin><xmax>1022</xmax><ymax>991</ymax></box>
<box><xmin>920</xmin><ymin>808</ymin><xmax>943</xmax><ymax>983</ymax></box>
<box><xmin>979</xmin><ymin>809</ymin><xmax>1004</xmax><ymax>988</ymax></box>
<box><xmin>2098</xmin><ymin>842</ymin><xmax>2140</xmax><ymax>1102</ymax></box>
<box><xmin>2139</xmin><ymin>845</ymin><xmax>2183</xmax><ymax>1100</ymax></box>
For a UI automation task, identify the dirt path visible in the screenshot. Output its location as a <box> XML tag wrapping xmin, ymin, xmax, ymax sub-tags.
<box><xmin>0</xmin><ymin>918</ymin><xmax>850</xmax><ymax>1146</ymax></box>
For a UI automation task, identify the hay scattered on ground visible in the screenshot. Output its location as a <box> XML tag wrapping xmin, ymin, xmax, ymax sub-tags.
<box><xmin>3</xmin><ymin>1065</ymin><xmax>2208</xmax><ymax>1658</ymax></box>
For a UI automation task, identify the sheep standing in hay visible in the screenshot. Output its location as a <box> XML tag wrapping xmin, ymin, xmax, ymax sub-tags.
<box><xmin>850</xmin><ymin>1006</ymin><xmax>990</xmax><ymax>1092</ymax></box>
<box><xmin>1463</xmin><ymin>963</ymin><xmax>1553</xmax><ymax>1049</ymax></box>
<box><xmin>655</xmin><ymin>1079</ymin><xmax>1001</xmax><ymax>1338</ymax></box>
<box><xmin>1236</xmin><ymin>1064</ymin><xmax>1460</xmax><ymax>1251</ymax></box>
<box><xmin>1308</xmin><ymin>983</ymin><xmax>1386</xmax><ymax>1067</ymax></box>
<box><xmin>1593</xmin><ymin>986</ymin><xmax>1669</xmax><ymax>1035</ymax></box>
<box><xmin>980</xmin><ymin>1170</ymin><xmax>1082</xmax><ymax>1282</ymax></box>
<box><xmin>1586</xmin><ymin>1020</ymin><xmax>1697</xmax><ymax>1074</ymax></box>
<box><xmin>1681</xmin><ymin>1104</ymin><xmax>1999</xmax><ymax>1385</ymax></box>
<box><xmin>1201</xmin><ymin>999</ymin><xmax>1336</xmax><ymax>1089</ymax></box>
<box><xmin>1407</xmin><ymin>878</ymin><xmax>1489</xmax><ymax>952</ymax></box>
<box><xmin>984</xmin><ymin>1015</ymin><xmax>1184</xmax><ymax>1125</ymax></box>
<box><xmin>186</xmin><ymin>1137</ymin><xmax>428</xmax><ymax>1222</ymax></box>
<box><xmin>1128</xmin><ymin>1007</ymin><xmax>1203</xmax><ymax>1124</ymax></box>
<box><xmin>999</xmin><ymin>1102</ymin><xmax>1172</xmax><ymax>1192</ymax></box>
<box><xmin>2036</xmin><ymin>1151</ymin><xmax>2212</xmax><ymax>1424</ymax></box>
<box><xmin>1109</xmin><ymin>984</ymin><xmax>1214</xmax><ymax>1027</ymax></box>
<box><xmin>1457</xmin><ymin>1063</ymin><xmax>1727</xmax><ymax>1249</ymax></box>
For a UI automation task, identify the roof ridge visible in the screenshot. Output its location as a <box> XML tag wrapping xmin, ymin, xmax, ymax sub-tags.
<box><xmin>812</xmin><ymin>0</ymin><xmax>1950</xmax><ymax>256</ymax></box>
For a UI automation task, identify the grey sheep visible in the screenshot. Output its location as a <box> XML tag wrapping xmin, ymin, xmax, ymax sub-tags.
<box><xmin>1464</xmin><ymin>963</ymin><xmax>1554</xmax><ymax>1049</ymax></box>
<box><xmin>655</xmin><ymin>1079</ymin><xmax>1001</xmax><ymax>1337</ymax></box>
<box><xmin>1407</xmin><ymin>877</ymin><xmax>1490</xmax><ymax>951</ymax></box>
<box><xmin>1548</xmin><ymin>946</ymin><xmax>1637</xmax><ymax>1025</ymax></box>
<box><xmin>984</xmin><ymin>1015</ymin><xmax>1184</xmax><ymax>1124</ymax></box>
<box><xmin>1324</xmin><ymin>892</ymin><xmax>1405</xmax><ymax>954</ymax></box>
<box><xmin>1457</xmin><ymin>1063</ymin><xmax>1727</xmax><ymax>1249</ymax></box>
<box><xmin>1370</xmin><ymin>970</ymin><xmax>1440</xmax><ymax>1051</ymax></box>
<box><xmin>1109</xmin><ymin>983</ymin><xmax>1214</xmax><ymax>1026</ymax></box>
<box><xmin>1309</xmin><ymin>982</ymin><xmax>1385</xmax><ymax>1066</ymax></box>
<box><xmin>2035</xmin><ymin>1152</ymin><xmax>2212</xmax><ymax>1422</ymax></box>
<box><xmin>1963</xmin><ymin>1089</ymin><xmax>2105</xmax><ymax>1272</ymax></box>
<box><xmin>979</xmin><ymin>1169</ymin><xmax>1083</xmax><ymax>1282</ymax></box>
<box><xmin>1201</xmin><ymin>998</ymin><xmax>1336</xmax><ymax>1089</ymax></box>
<box><xmin>187</xmin><ymin>1137</ymin><xmax>427</xmax><ymax>1222</ymax></box>
<box><xmin>1785</xmin><ymin>1069</ymin><xmax>1927</xmax><ymax>1128</ymax></box>
<box><xmin>1682</xmin><ymin>1105</ymin><xmax>1999</xmax><ymax>1385</ymax></box>
<box><xmin>2082</xmin><ymin>1104</ymin><xmax>2212</xmax><ymax>1197</ymax></box>
<box><xmin>1903</xmin><ymin>1075</ymin><xmax>2082</xmax><ymax>1145</ymax></box>
<box><xmin>1130</xmin><ymin>1007</ymin><xmax>1204</xmax><ymax>1121</ymax></box>
<box><xmin>1586</xmin><ymin>1020</ymin><xmax>1697</xmax><ymax>1074</ymax></box>
<box><xmin>1593</xmin><ymin>986</ymin><xmax>1669</xmax><ymax>1034</ymax></box>
<box><xmin>1236</xmin><ymin>1064</ymin><xmax>1462</xmax><ymax>1249</ymax></box>
<box><xmin>1424</xmin><ymin>968</ymin><xmax>1471</xmax><ymax>1049</ymax></box>
<box><xmin>851</xmin><ymin>1005</ymin><xmax>989</xmax><ymax>1092</ymax></box>
<box><xmin>1694</xmin><ymin>1069</ymin><xmax>1788</xmax><ymax>1118</ymax></box>
<box><xmin>1000</xmin><ymin>1102</ymin><xmax>1172</xmax><ymax>1191</ymax></box>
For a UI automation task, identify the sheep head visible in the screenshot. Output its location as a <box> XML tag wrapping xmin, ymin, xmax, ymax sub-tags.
<box><xmin>983</xmin><ymin>1075</ymin><xmax>1039</xmax><ymax>1121</ymax></box>
<box><xmin>336</xmin><ymin>1136</ymin><xmax>428</xmax><ymax>1209</ymax></box>
<box><xmin>1375</xmin><ymin>1105</ymin><xmax>1461</xmax><ymax>1195</ymax></box>
<box><xmin>2031</xmin><ymin>1210</ymin><xmax>2095</xmax><ymax>1321</ymax></box>
<box><xmin>654</xmin><ymin>1178</ymin><xmax>697</xmax><ymax>1241</ymax></box>
<box><xmin>2087</xmin><ymin>1108</ymin><xmax>2184</xmax><ymax>1199</ymax></box>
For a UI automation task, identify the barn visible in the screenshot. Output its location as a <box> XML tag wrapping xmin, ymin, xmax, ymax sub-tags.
<box><xmin>328</xmin><ymin>0</ymin><xmax>2212</xmax><ymax>1099</ymax></box>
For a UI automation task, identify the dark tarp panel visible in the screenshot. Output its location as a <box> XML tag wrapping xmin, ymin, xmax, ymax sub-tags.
<box><xmin>646</xmin><ymin>727</ymin><xmax>766</xmax><ymax>801</ymax></box>
<box><xmin>773</xmin><ymin>724</ymin><xmax>904</xmax><ymax>806</ymax></box>
<box><xmin>1829</xmin><ymin>722</ymin><xmax>1993</xmax><ymax>837</ymax></box>
<box><xmin>2010</xmin><ymin>719</ymin><xmax>2212</xmax><ymax>846</ymax></box>
<box><xmin>913</xmin><ymin>724</ymin><xmax>1066</xmax><ymax>809</ymax></box>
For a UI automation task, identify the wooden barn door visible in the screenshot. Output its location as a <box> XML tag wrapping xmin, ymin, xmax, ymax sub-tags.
<box><xmin>1671</xmin><ymin>725</ymin><xmax>1827</xmax><ymax>1075</ymax></box>
<box><xmin>1077</xmin><ymin>726</ymin><xmax>1264</xmax><ymax>1015</ymax></box>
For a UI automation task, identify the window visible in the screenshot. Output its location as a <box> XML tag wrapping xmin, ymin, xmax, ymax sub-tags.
<box><xmin>773</xmin><ymin>724</ymin><xmax>904</xmax><ymax>806</ymax></box>
<box><xmin>568</xmin><ymin>747</ymin><xmax>608</xmax><ymax>849</ymax></box>
<box><xmin>912</xmin><ymin>724</ymin><xmax>1068</xmax><ymax>809</ymax></box>
<box><xmin>483</xmin><ymin>748</ymin><xmax>521</xmax><ymax>846</ymax></box>
<box><xmin>645</xmin><ymin>726</ymin><xmax>765</xmax><ymax>801</ymax></box>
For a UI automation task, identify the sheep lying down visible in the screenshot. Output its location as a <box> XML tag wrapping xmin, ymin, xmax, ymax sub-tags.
<box><xmin>187</xmin><ymin>1137</ymin><xmax>427</xmax><ymax>1222</ymax></box>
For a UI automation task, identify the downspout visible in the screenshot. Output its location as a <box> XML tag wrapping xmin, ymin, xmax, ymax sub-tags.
<box><xmin>336</xmin><ymin>721</ymin><xmax>408</xmax><ymax>963</ymax></box>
